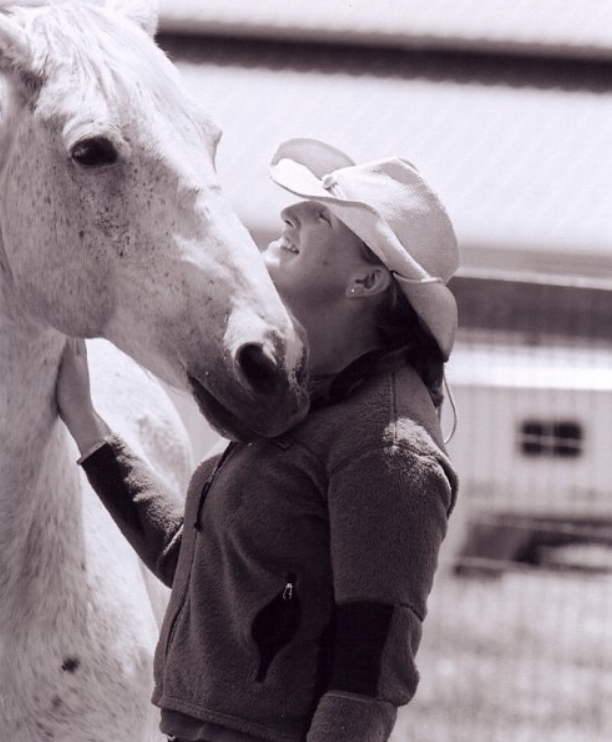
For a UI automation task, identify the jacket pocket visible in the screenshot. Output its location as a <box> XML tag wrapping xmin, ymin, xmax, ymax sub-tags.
<box><xmin>251</xmin><ymin>572</ymin><xmax>302</xmax><ymax>683</ymax></box>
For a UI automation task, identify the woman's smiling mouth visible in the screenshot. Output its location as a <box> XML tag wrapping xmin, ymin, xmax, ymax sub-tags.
<box><xmin>279</xmin><ymin>235</ymin><xmax>299</xmax><ymax>254</ymax></box>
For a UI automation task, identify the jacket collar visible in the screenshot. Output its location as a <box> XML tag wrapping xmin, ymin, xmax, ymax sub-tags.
<box><xmin>308</xmin><ymin>347</ymin><xmax>409</xmax><ymax>410</ymax></box>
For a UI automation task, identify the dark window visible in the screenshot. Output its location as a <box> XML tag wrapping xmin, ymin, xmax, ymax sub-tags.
<box><xmin>521</xmin><ymin>421</ymin><xmax>545</xmax><ymax>455</ymax></box>
<box><xmin>553</xmin><ymin>422</ymin><xmax>583</xmax><ymax>457</ymax></box>
<box><xmin>519</xmin><ymin>420</ymin><xmax>583</xmax><ymax>458</ymax></box>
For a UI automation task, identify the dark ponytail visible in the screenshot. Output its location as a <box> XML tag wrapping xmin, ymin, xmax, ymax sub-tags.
<box><xmin>360</xmin><ymin>243</ymin><xmax>445</xmax><ymax>408</ymax></box>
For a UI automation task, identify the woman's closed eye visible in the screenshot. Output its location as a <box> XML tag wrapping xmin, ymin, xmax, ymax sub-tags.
<box><xmin>318</xmin><ymin>209</ymin><xmax>331</xmax><ymax>224</ymax></box>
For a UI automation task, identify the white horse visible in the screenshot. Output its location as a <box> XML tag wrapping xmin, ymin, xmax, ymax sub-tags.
<box><xmin>0</xmin><ymin>2</ymin><xmax>308</xmax><ymax>740</ymax></box>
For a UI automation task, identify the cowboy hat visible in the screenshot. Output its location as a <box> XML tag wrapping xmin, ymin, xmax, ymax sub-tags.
<box><xmin>269</xmin><ymin>138</ymin><xmax>460</xmax><ymax>360</ymax></box>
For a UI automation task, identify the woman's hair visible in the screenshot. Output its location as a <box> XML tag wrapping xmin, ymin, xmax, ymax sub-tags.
<box><xmin>359</xmin><ymin>243</ymin><xmax>445</xmax><ymax>408</ymax></box>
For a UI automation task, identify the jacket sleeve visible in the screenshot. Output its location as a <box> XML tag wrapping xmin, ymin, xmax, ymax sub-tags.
<box><xmin>80</xmin><ymin>433</ymin><xmax>186</xmax><ymax>587</ymax></box>
<box><xmin>307</xmin><ymin>444</ymin><xmax>456</xmax><ymax>742</ymax></box>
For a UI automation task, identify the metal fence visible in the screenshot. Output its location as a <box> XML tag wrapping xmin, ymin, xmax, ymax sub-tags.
<box><xmin>393</xmin><ymin>272</ymin><xmax>612</xmax><ymax>742</ymax></box>
<box><xmin>446</xmin><ymin>273</ymin><xmax>612</xmax><ymax>573</ymax></box>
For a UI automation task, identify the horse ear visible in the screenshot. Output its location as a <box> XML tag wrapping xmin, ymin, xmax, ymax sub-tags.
<box><xmin>107</xmin><ymin>0</ymin><xmax>159</xmax><ymax>37</ymax></box>
<box><xmin>0</xmin><ymin>11</ymin><xmax>36</xmax><ymax>80</ymax></box>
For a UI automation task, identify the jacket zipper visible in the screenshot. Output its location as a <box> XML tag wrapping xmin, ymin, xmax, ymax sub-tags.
<box><xmin>165</xmin><ymin>443</ymin><xmax>236</xmax><ymax>657</ymax></box>
<box><xmin>193</xmin><ymin>442</ymin><xmax>236</xmax><ymax>530</ymax></box>
<box><xmin>164</xmin><ymin>549</ymin><xmax>197</xmax><ymax>655</ymax></box>
<box><xmin>165</xmin><ymin>596</ymin><xmax>186</xmax><ymax>655</ymax></box>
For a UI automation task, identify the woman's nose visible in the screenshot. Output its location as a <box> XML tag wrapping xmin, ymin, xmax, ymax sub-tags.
<box><xmin>280</xmin><ymin>206</ymin><xmax>297</xmax><ymax>229</ymax></box>
<box><xmin>281</xmin><ymin>201</ymin><xmax>317</xmax><ymax>228</ymax></box>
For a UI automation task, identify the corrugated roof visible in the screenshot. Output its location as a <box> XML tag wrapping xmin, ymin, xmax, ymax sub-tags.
<box><xmin>159</xmin><ymin>0</ymin><xmax>612</xmax><ymax>61</ymax></box>
<box><xmin>160</xmin><ymin>37</ymin><xmax>612</xmax><ymax>278</ymax></box>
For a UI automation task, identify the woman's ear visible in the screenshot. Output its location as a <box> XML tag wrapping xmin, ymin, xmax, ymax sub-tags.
<box><xmin>345</xmin><ymin>267</ymin><xmax>391</xmax><ymax>298</ymax></box>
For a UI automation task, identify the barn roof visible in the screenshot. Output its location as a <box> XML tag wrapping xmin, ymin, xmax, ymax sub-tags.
<box><xmin>160</xmin><ymin>0</ymin><xmax>612</xmax><ymax>62</ymax></box>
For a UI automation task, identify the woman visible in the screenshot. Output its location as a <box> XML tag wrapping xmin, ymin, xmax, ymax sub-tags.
<box><xmin>56</xmin><ymin>138</ymin><xmax>459</xmax><ymax>742</ymax></box>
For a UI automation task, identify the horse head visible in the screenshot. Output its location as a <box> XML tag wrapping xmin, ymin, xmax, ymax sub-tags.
<box><xmin>0</xmin><ymin>0</ymin><xmax>309</xmax><ymax>441</ymax></box>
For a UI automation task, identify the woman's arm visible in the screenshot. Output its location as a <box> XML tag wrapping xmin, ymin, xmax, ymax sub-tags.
<box><xmin>307</xmin><ymin>445</ymin><xmax>455</xmax><ymax>742</ymax></box>
<box><xmin>56</xmin><ymin>339</ymin><xmax>185</xmax><ymax>586</ymax></box>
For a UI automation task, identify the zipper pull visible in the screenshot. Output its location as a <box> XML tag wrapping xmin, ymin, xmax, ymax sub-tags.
<box><xmin>282</xmin><ymin>573</ymin><xmax>297</xmax><ymax>600</ymax></box>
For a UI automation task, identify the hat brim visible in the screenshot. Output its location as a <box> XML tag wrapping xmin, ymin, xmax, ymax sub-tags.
<box><xmin>270</xmin><ymin>154</ymin><xmax>458</xmax><ymax>360</ymax></box>
<box><xmin>271</xmin><ymin>138</ymin><xmax>356</xmax><ymax>178</ymax></box>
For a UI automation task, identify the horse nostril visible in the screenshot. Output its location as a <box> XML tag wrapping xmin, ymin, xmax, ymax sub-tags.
<box><xmin>236</xmin><ymin>343</ymin><xmax>282</xmax><ymax>396</ymax></box>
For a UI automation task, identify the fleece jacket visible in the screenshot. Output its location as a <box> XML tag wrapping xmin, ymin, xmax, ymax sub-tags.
<box><xmin>81</xmin><ymin>356</ymin><xmax>458</xmax><ymax>742</ymax></box>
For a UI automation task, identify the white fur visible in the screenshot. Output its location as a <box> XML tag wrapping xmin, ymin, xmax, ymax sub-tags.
<box><xmin>0</xmin><ymin>1</ymin><xmax>305</xmax><ymax>740</ymax></box>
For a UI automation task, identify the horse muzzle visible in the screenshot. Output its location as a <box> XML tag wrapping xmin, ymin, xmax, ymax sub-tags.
<box><xmin>187</xmin><ymin>340</ymin><xmax>309</xmax><ymax>442</ymax></box>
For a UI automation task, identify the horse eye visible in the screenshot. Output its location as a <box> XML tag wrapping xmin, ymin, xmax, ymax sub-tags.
<box><xmin>70</xmin><ymin>137</ymin><xmax>118</xmax><ymax>167</ymax></box>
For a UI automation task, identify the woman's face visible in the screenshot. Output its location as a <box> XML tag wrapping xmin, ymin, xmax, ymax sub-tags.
<box><xmin>263</xmin><ymin>200</ymin><xmax>371</xmax><ymax>318</ymax></box>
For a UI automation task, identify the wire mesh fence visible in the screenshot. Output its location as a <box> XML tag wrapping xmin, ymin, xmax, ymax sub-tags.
<box><xmin>396</xmin><ymin>272</ymin><xmax>612</xmax><ymax>742</ymax></box>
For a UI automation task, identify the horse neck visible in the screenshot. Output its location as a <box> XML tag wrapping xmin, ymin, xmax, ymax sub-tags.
<box><xmin>0</xmin><ymin>278</ymin><xmax>87</xmax><ymax>628</ymax></box>
<box><xmin>0</xmin><ymin>97</ymin><xmax>64</xmax><ymax>478</ymax></box>
<box><xmin>0</xmin><ymin>88</ymin><xmax>90</xmax><ymax>632</ymax></box>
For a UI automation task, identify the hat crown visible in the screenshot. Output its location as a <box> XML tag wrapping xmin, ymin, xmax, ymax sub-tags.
<box><xmin>329</xmin><ymin>157</ymin><xmax>458</xmax><ymax>283</ymax></box>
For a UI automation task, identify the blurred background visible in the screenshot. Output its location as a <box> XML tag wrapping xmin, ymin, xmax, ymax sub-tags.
<box><xmin>157</xmin><ymin>2</ymin><xmax>612</xmax><ymax>740</ymax></box>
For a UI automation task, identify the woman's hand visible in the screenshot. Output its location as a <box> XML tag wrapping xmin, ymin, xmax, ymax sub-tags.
<box><xmin>56</xmin><ymin>338</ymin><xmax>110</xmax><ymax>454</ymax></box>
